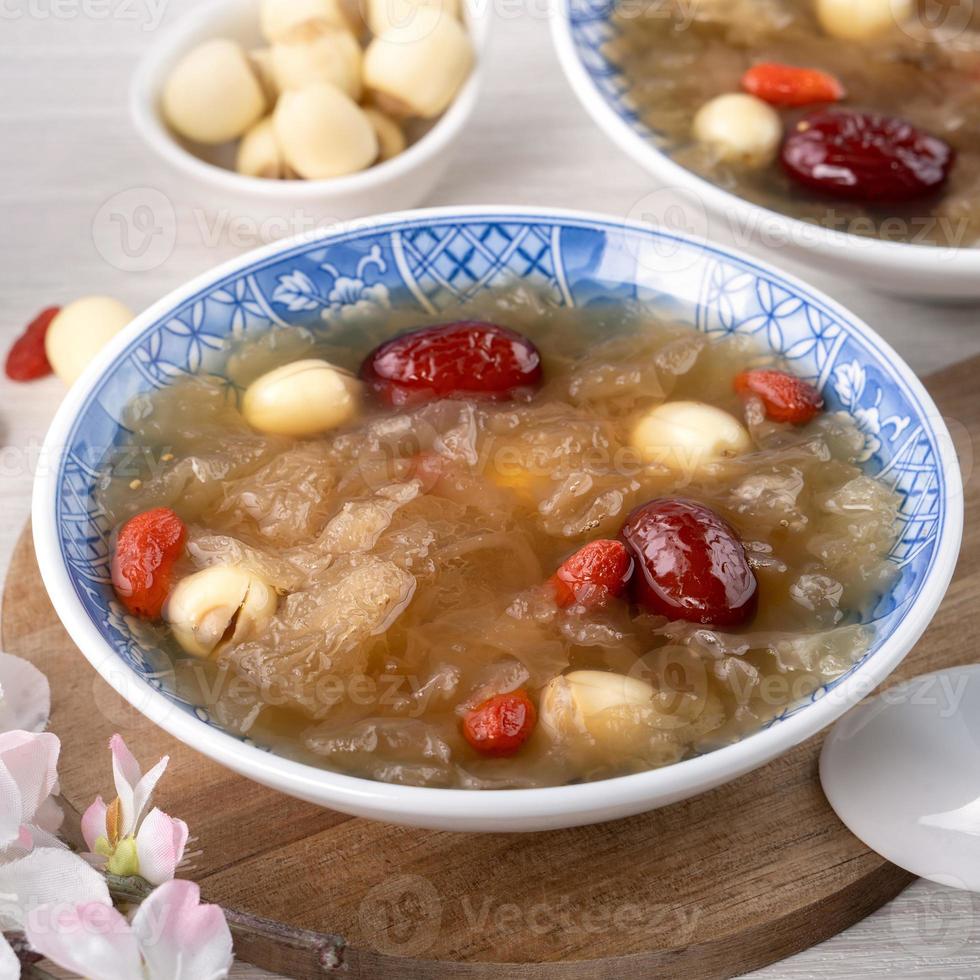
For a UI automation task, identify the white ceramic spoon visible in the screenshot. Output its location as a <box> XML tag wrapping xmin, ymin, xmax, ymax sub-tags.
<box><xmin>820</xmin><ymin>664</ymin><xmax>980</xmax><ymax>892</ymax></box>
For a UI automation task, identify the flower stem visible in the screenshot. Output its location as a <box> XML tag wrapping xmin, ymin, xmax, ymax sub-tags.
<box><xmin>59</xmin><ymin>798</ymin><xmax>348</xmax><ymax>976</ymax></box>
<box><xmin>21</xmin><ymin>964</ymin><xmax>61</xmax><ymax>980</ymax></box>
<box><xmin>105</xmin><ymin>876</ymin><xmax>347</xmax><ymax>974</ymax></box>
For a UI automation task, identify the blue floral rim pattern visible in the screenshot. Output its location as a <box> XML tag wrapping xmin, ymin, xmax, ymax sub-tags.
<box><xmin>52</xmin><ymin>214</ymin><xmax>945</xmax><ymax>737</ymax></box>
<box><xmin>565</xmin><ymin>0</ymin><xmax>663</xmax><ymax>144</ymax></box>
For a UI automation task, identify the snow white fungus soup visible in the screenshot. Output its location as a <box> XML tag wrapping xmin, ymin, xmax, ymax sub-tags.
<box><xmin>609</xmin><ymin>0</ymin><xmax>980</xmax><ymax>247</ymax></box>
<box><xmin>98</xmin><ymin>289</ymin><xmax>899</xmax><ymax>789</ymax></box>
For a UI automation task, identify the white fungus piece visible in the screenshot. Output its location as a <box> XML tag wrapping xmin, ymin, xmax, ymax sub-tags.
<box><xmin>224</xmin><ymin>557</ymin><xmax>417</xmax><ymax>718</ymax></box>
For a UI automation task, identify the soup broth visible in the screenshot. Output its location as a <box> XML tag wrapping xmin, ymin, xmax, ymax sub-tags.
<box><xmin>609</xmin><ymin>0</ymin><xmax>980</xmax><ymax>246</ymax></box>
<box><xmin>96</xmin><ymin>289</ymin><xmax>899</xmax><ymax>788</ymax></box>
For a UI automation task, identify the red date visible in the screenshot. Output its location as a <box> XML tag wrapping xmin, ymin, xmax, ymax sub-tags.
<box><xmin>361</xmin><ymin>321</ymin><xmax>542</xmax><ymax>407</ymax></box>
<box><xmin>620</xmin><ymin>498</ymin><xmax>757</xmax><ymax>627</ymax></box>
<box><xmin>781</xmin><ymin>109</ymin><xmax>954</xmax><ymax>204</ymax></box>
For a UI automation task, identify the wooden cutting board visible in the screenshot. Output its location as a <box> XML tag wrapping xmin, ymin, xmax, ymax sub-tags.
<box><xmin>4</xmin><ymin>356</ymin><xmax>979</xmax><ymax>980</ymax></box>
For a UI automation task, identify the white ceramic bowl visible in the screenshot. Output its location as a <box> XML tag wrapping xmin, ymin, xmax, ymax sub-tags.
<box><xmin>130</xmin><ymin>0</ymin><xmax>488</xmax><ymax>229</ymax></box>
<box><xmin>33</xmin><ymin>206</ymin><xmax>962</xmax><ymax>832</ymax></box>
<box><xmin>550</xmin><ymin>0</ymin><xmax>980</xmax><ymax>300</ymax></box>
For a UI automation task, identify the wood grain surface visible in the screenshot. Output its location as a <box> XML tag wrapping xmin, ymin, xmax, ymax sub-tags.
<box><xmin>5</xmin><ymin>355</ymin><xmax>979</xmax><ymax>979</ymax></box>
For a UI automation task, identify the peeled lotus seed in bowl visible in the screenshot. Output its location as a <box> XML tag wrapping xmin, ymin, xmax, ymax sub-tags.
<box><xmin>130</xmin><ymin>0</ymin><xmax>489</xmax><ymax>228</ymax></box>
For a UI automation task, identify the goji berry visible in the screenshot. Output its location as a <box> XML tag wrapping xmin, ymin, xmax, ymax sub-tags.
<box><xmin>6</xmin><ymin>307</ymin><xmax>59</xmax><ymax>382</ymax></box>
<box><xmin>734</xmin><ymin>368</ymin><xmax>824</xmax><ymax>424</ymax></box>
<box><xmin>111</xmin><ymin>508</ymin><xmax>187</xmax><ymax>619</ymax></box>
<box><xmin>462</xmin><ymin>689</ymin><xmax>537</xmax><ymax>757</ymax></box>
<box><xmin>549</xmin><ymin>539</ymin><xmax>633</xmax><ymax>610</ymax></box>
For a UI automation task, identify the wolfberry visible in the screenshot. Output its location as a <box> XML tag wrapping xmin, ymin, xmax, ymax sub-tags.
<box><xmin>5</xmin><ymin>307</ymin><xmax>59</xmax><ymax>382</ymax></box>
<box><xmin>362</xmin><ymin>321</ymin><xmax>542</xmax><ymax>407</ymax></box>
<box><xmin>734</xmin><ymin>368</ymin><xmax>824</xmax><ymax>424</ymax></box>
<box><xmin>741</xmin><ymin>62</ymin><xmax>845</xmax><ymax>107</ymax></box>
<box><xmin>549</xmin><ymin>539</ymin><xmax>633</xmax><ymax>610</ymax></box>
<box><xmin>110</xmin><ymin>508</ymin><xmax>187</xmax><ymax>619</ymax></box>
<box><xmin>462</xmin><ymin>689</ymin><xmax>537</xmax><ymax>757</ymax></box>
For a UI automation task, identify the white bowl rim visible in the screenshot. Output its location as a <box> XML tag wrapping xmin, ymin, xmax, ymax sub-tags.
<box><xmin>129</xmin><ymin>0</ymin><xmax>490</xmax><ymax>201</ymax></box>
<box><xmin>32</xmin><ymin>204</ymin><xmax>963</xmax><ymax>827</ymax></box>
<box><xmin>548</xmin><ymin>0</ymin><xmax>980</xmax><ymax>276</ymax></box>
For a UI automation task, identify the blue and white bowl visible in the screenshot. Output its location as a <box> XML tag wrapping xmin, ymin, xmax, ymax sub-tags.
<box><xmin>33</xmin><ymin>208</ymin><xmax>962</xmax><ymax>831</ymax></box>
<box><xmin>550</xmin><ymin>0</ymin><xmax>980</xmax><ymax>300</ymax></box>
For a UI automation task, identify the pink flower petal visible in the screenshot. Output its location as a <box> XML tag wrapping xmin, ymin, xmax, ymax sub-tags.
<box><xmin>108</xmin><ymin>734</ymin><xmax>140</xmax><ymax>785</ymax></box>
<box><xmin>0</xmin><ymin>732</ymin><xmax>59</xmax><ymax>823</ymax></box>
<box><xmin>132</xmin><ymin>879</ymin><xmax>233</xmax><ymax>980</ymax></box>
<box><xmin>0</xmin><ymin>732</ymin><xmax>41</xmax><ymax>754</ymax></box>
<box><xmin>80</xmin><ymin>851</ymin><xmax>109</xmax><ymax>872</ymax></box>
<box><xmin>81</xmin><ymin>796</ymin><xmax>108</xmax><ymax>853</ymax></box>
<box><xmin>25</xmin><ymin>901</ymin><xmax>142</xmax><ymax>980</ymax></box>
<box><xmin>135</xmin><ymin>808</ymin><xmax>189</xmax><ymax>886</ymax></box>
<box><xmin>0</xmin><ymin>652</ymin><xmax>50</xmax><ymax>734</ymax></box>
<box><xmin>0</xmin><ymin>933</ymin><xmax>19</xmax><ymax>980</ymax></box>
<box><xmin>132</xmin><ymin>755</ymin><xmax>169</xmax><ymax>831</ymax></box>
<box><xmin>0</xmin><ymin>761</ymin><xmax>23</xmax><ymax>850</ymax></box>
<box><xmin>0</xmin><ymin>848</ymin><xmax>111</xmax><ymax>931</ymax></box>
<box><xmin>33</xmin><ymin>795</ymin><xmax>63</xmax><ymax>838</ymax></box>
<box><xmin>23</xmin><ymin>826</ymin><xmax>66</xmax><ymax>851</ymax></box>
<box><xmin>0</xmin><ymin>732</ymin><xmax>60</xmax><ymax>856</ymax></box>
<box><xmin>109</xmin><ymin>735</ymin><xmax>169</xmax><ymax>834</ymax></box>
<box><xmin>109</xmin><ymin>734</ymin><xmax>141</xmax><ymax>834</ymax></box>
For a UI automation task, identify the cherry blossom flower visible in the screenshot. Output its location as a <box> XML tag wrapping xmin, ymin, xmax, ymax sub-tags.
<box><xmin>25</xmin><ymin>878</ymin><xmax>233</xmax><ymax>980</ymax></box>
<box><xmin>0</xmin><ymin>652</ymin><xmax>49</xmax><ymax>735</ymax></box>
<box><xmin>81</xmin><ymin>736</ymin><xmax>188</xmax><ymax>886</ymax></box>
<box><xmin>0</xmin><ymin>663</ymin><xmax>225</xmax><ymax>978</ymax></box>
<box><xmin>0</xmin><ymin>652</ymin><xmax>98</xmax><ymax>977</ymax></box>
<box><xmin>0</xmin><ymin>847</ymin><xmax>112</xmax><ymax>978</ymax></box>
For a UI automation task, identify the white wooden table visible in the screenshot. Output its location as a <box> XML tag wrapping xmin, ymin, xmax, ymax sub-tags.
<box><xmin>2</xmin><ymin>2</ymin><xmax>980</xmax><ymax>976</ymax></box>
